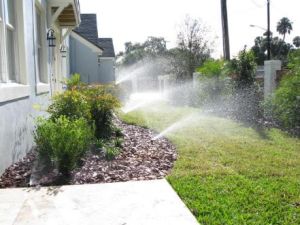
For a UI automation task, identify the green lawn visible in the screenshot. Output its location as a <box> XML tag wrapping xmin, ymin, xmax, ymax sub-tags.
<box><xmin>120</xmin><ymin>103</ymin><xmax>300</xmax><ymax>225</ymax></box>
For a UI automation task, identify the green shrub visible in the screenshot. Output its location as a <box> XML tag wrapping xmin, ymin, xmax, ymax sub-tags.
<box><xmin>65</xmin><ymin>73</ymin><xmax>85</xmax><ymax>90</ymax></box>
<box><xmin>95</xmin><ymin>139</ymin><xmax>105</xmax><ymax>149</ymax></box>
<box><xmin>196</xmin><ymin>59</ymin><xmax>225</xmax><ymax>78</ymax></box>
<box><xmin>48</xmin><ymin>90</ymin><xmax>91</xmax><ymax>122</ymax></box>
<box><xmin>114</xmin><ymin>138</ymin><xmax>123</xmax><ymax>148</ymax></box>
<box><xmin>114</xmin><ymin>127</ymin><xmax>124</xmax><ymax>137</ymax></box>
<box><xmin>228</xmin><ymin>47</ymin><xmax>257</xmax><ymax>88</ymax></box>
<box><xmin>82</xmin><ymin>85</ymin><xmax>121</xmax><ymax>139</ymax></box>
<box><xmin>265</xmin><ymin>71</ymin><xmax>300</xmax><ymax>133</ymax></box>
<box><xmin>34</xmin><ymin>116</ymin><xmax>94</xmax><ymax>175</ymax></box>
<box><xmin>263</xmin><ymin>50</ymin><xmax>300</xmax><ymax>134</ymax></box>
<box><xmin>104</xmin><ymin>146</ymin><xmax>120</xmax><ymax>160</ymax></box>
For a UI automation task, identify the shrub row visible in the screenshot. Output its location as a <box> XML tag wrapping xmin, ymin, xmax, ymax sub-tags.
<box><xmin>34</xmin><ymin>74</ymin><xmax>121</xmax><ymax>175</ymax></box>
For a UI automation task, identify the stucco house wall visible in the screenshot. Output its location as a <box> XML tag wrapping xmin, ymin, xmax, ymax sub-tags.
<box><xmin>0</xmin><ymin>0</ymin><xmax>49</xmax><ymax>174</ymax></box>
<box><xmin>98</xmin><ymin>58</ymin><xmax>115</xmax><ymax>83</ymax></box>
<box><xmin>0</xmin><ymin>0</ymin><xmax>80</xmax><ymax>175</ymax></box>
<box><xmin>69</xmin><ymin>36</ymin><xmax>99</xmax><ymax>83</ymax></box>
<box><xmin>69</xmin><ymin>14</ymin><xmax>116</xmax><ymax>84</ymax></box>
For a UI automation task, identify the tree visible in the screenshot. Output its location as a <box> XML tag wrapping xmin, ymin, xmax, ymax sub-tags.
<box><xmin>276</xmin><ymin>17</ymin><xmax>293</xmax><ymax>42</ymax></box>
<box><xmin>144</xmin><ymin>36</ymin><xmax>167</xmax><ymax>56</ymax></box>
<box><xmin>176</xmin><ymin>15</ymin><xmax>211</xmax><ymax>80</ymax></box>
<box><xmin>251</xmin><ymin>35</ymin><xmax>293</xmax><ymax>65</ymax></box>
<box><xmin>120</xmin><ymin>37</ymin><xmax>167</xmax><ymax>66</ymax></box>
<box><xmin>293</xmin><ymin>36</ymin><xmax>300</xmax><ymax>48</ymax></box>
<box><xmin>229</xmin><ymin>47</ymin><xmax>257</xmax><ymax>88</ymax></box>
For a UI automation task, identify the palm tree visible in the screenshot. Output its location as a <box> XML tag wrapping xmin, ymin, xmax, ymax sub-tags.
<box><xmin>276</xmin><ymin>17</ymin><xmax>293</xmax><ymax>42</ymax></box>
<box><xmin>293</xmin><ymin>36</ymin><xmax>300</xmax><ymax>48</ymax></box>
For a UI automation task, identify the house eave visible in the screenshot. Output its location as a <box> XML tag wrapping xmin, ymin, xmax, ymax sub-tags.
<box><xmin>48</xmin><ymin>0</ymin><xmax>81</xmax><ymax>28</ymax></box>
<box><xmin>71</xmin><ymin>31</ymin><xmax>103</xmax><ymax>54</ymax></box>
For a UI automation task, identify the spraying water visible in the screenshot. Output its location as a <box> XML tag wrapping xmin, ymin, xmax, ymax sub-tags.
<box><xmin>152</xmin><ymin>113</ymin><xmax>199</xmax><ymax>140</ymax></box>
<box><xmin>121</xmin><ymin>92</ymin><xmax>166</xmax><ymax>113</ymax></box>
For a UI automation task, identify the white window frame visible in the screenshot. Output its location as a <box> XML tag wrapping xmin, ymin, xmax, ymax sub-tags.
<box><xmin>34</xmin><ymin>1</ymin><xmax>50</xmax><ymax>94</ymax></box>
<box><xmin>0</xmin><ymin>0</ymin><xmax>29</xmax><ymax>103</ymax></box>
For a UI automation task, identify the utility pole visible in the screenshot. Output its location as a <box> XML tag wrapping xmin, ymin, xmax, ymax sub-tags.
<box><xmin>221</xmin><ymin>0</ymin><xmax>230</xmax><ymax>60</ymax></box>
<box><xmin>267</xmin><ymin>0</ymin><xmax>271</xmax><ymax>60</ymax></box>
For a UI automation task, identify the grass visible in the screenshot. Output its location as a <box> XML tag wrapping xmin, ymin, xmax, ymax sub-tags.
<box><xmin>120</xmin><ymin>103</ymin><xmax>300</xmax><ymax>225</ymax></box>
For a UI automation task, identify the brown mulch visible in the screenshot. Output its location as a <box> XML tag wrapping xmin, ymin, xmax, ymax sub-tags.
<box><xmin>0</xmin><ymin>118</ymin><xmax>177</xmax><ymax>188</ymax></box>
<box><xmin>0</xmin><ymin>151</ymin><xmax>37</xmax><ymax>188</ymax></box>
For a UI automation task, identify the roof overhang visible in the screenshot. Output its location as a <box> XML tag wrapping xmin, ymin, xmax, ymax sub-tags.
<box><xmin>48</xmin><ymin>0</ymin><xmax>81</xmax><ymax>28</ymax></box>
<box><xmin>71</xmin><ymin>32</ymin><xmax>103</xmax><ymax>54</ymax></box>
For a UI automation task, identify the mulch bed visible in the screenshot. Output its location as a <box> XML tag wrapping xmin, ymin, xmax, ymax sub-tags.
<box><xmin>0</xmin><ymin>118</ymin><xmax>177</xmax><ymax>188</ymax></box>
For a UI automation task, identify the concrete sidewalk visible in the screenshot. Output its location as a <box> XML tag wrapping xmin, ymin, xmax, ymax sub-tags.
<box><xmin>0</xmin><ymin>179</ymin><xmax>199</xmax><ymax>225</ymax></box>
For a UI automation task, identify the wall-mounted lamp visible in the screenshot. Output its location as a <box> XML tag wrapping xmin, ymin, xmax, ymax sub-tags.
<box><xmin>47</xmin><ymin>29</ymin><xmax>56</xmax><ymax>47</ymax></box>
<box><xmin>60</xmin><ymin>45</ymin><xmax>67</xmax><ymax>58</ymax></box>
<box><xmin>97</xmin><ymin>54</ymin><xmax>101</xmax><ymax>65</ymax></box>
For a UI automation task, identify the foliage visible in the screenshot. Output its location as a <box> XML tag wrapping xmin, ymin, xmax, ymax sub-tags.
<box><xmin>65</xmin><ymin>73</ymin><xmax>84</xmax><ymax>90</ymax></box>
<box><xmin>277</xmin><ymin>17</ymin><xmax>293</xmax><ymax>41</ymax></box>
<box><xmin>293</xmin><ymin>36</ymin><xmax>300</xmax><ymax>48</ymax></box>
<box><xmin>114</xmin><ymin>127</ymin><xmax>124</xmax><ymax>137</ymax></box>
<box><xmin>82</xmin><ymin>85</ymin><xmax>121</xmax><ymax>139</ymax></box>
<box><xmin>175</xmin><ymin>15</ymin><xmax>211</xmax><ymax>79</ymax></box>
<box><xmin>119</xmin><ymin>37</ymin><xmax>167</xmax><ymax>66</ymax></box>
<box><xmin>264</xmin><ymin>53</ymin><xmax>300</xmax><ymax>133</ymax></box>
<box><xmin>196</xmin><ymin>59</ymin><xmax>225</xmax><ymax>78</ymax></box>
<box><xmin>104</xmin><ymin>146</ymin><xmax>120</xmax><ymax>160</ymax></box>
<box><xmin>251</xmin><ymin>36</ymin><xmax>294</xmax><ymax>65</ymax></box>
<box><xmin>34</xmin><ymin>116</ymin><xmax>93</xmax><ymax>175</ymax></box>
<box><xmin>114</xmin><ymin>138</ymin><xmax>123</xmax><ymax>148</ymax></box>
<box><xmin>95</xmin><ymin>139</ymin><xmax>105</xmax><ymax>149</ymax></box>
<box><xmin>120</xmin><ymin>104</ymin><xmax>300</xmax><ymax>225</ymax></box>
<box><xmin>48</xmin><ymin>90</ymin><xmax>91</xmax><ymax>122</ymax></box>
<box><xmin>192</xmin><ymin>76</ymin><xmax>233</xmax><ymax>107</ymax></box>
<box><xmin>229</xmin><ymin>47</ymin><xmax>257</xmax><ymax>88</ymax></box>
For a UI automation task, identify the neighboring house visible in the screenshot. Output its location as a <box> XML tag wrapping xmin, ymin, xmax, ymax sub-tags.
<box><xmin>70</xmin><ymin>14</ymin><xmax>116</xmax><ymax>84</ymax></box>
<box><xmin>0</xmin><ymin>0</ymin><xmax>81</xmax><ymax>175</ymax></box>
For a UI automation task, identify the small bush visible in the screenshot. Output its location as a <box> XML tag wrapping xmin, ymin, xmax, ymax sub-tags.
<box><xmin>95</xmin><ymin>139</ymin><xmax>105</xmax><ymax>149</ymax></box>
<box><xmin>65</xmin><ymin>73</ymin><xmax>84</xmax><ymax>90</ymax></box>
<box><xmin>114</xmin><ymin>138</ymin><xmax>123</xmax><ymax>148</ymax></box>
<box><xmin>34</xmin><ymin>116</ymin><xmax>94</xmax><ymax>175</ymax></box>
<box><xmin>48</xmin><ymin>90</ymin><xmax>91</xmax><ymax>122</ymax></box>
<box><xmin>263</xmin><ymin>50</ymin><xmax>300</xmax><ymax>134</ymax></box>
<box><xmin>114</xmin><ymin>127</ymin><xmax>124</xmax><ymax>137</ymax></box>
<box><xmin>264</xmin><ymin>72</ymin><xmax>300</xmax><ymax>133</ymax></box>
<box><xmin>104</xmin><ymin>146</ymin><xmax>120</xmax><ymax>160</ymax></box>
<box><xmin>82</xmin><ymin>85</ymin><xmax>121</xmax><ymax>139</ymax></box>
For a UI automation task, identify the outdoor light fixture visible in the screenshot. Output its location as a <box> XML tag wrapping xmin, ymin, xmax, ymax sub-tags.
<box><xmin>60</xmin><ymin>45</ymin><xmax>67</xmax><ymax>58</ymax></box>
<box><xmin>47</xmin><ymin>29</ymin><xmax>56</xmax><ymax>47</ymax></box>
<box><xmin>97</xmin><ymin>54</ymin><xmax>101</xmax><ymax>65</ymax></box>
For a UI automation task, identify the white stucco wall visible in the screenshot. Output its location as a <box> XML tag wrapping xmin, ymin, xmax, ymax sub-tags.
<box><xmin>0</xmin><ymin>0</ymin><xmax>50</xmax><ymax>174</ymax></box>
<box><xmin>70</xmin><ymin>36</ymin><xmax>115</xmax><ymax>84</ymax></box>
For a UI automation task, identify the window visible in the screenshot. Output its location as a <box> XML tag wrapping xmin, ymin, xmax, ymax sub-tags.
<box><xmin>0</xmin><ymin>0</ymin><xmax>19</xmax><ymax>83</ymax></box>
<box><xmin>5</xmin><ymin>0</ymin><xmax>16</xmax><ymax>81</ymax></box>
<box><xmin>35</xmin><ymin>5</ymin><xmax>47</xmax><ymax>84</ymax></box>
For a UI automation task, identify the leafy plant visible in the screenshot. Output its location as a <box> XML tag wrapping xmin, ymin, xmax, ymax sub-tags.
<box><xmin>34</xmin><ymin>116</ymin><xmax>94</xmax><ymax>175</ymax></box>
<box><xmin>82</xmin><ymin>85</ymin><xmax>121</xmax><ymax>139</ymax></box>
<box><xmin>114</xmin><ymin>138</ymin><xmax>123</xmax><ymax>148</ymax></box>
<box><xmin>48</xmin><ymin>90</ymin><xmax>91</xmax><ymax>122</ymax></box>
<box><xmin>65</xmin><ymin>73</ymin><xmax>85</xmax><ymax>90</ymax></box>
<box><xmin>95</xmin><ymin>139</ymin><xmax>105</xmax><ymax>149</ymax></box>
<box><xmin>114</xmin><ymin>127</ymin><xmax>124</xmax><ymax>137</ymax></box>
<box><xmin>197</xmin><ymin>59</ymin><xmax>225</xmax><ymax>78</ymax></box>
<box><xmin>104</xmin><ymin>146</ymin><xmax>120</xmax><ymax>160</ymax></box>
<box><xmin>228</xmin><ymin>47</ymin><xmax>257</xmax><ymax>88</ymax></box>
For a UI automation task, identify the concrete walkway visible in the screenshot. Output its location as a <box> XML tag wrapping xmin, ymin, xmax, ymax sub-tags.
<box><xmin>0</xmin><ymin>179</ymin><xmax>199</xmax><ymax>225</ymax></box>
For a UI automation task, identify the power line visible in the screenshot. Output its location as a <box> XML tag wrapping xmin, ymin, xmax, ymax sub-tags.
<box><xmin>250</xmin><ymin>0</ymin><xmax>265</xmax><ymax>8</ymax></box>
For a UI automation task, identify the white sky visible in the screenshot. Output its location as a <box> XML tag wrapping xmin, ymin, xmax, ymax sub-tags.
<box><xmin>80</xmin><ymin>0</ymin><xmax>300</xmax><ymax>58</ymax></box>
